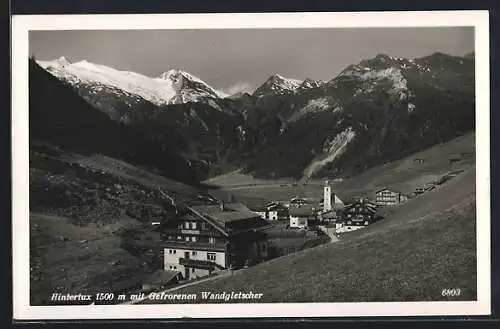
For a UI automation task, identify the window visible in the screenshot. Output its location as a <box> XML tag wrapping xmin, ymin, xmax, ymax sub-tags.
<box><xmin>168</xmin><ymin>235</ymin><xmax>173</xmax><ymax>240</ymax></box>
<box><xmin>173</xmin><ymin>250</ymin><xmax>176</xmax><ymax>254</ymax></box>
<box><xmin>207</xmin><ymin>252</ymin><xmax>216</xmax><ymax>261</ymax></box>
<box><xmin>174</xmin><ymin>266</ymin><xmax>177</xmax><ymax>269</ymax></box>
<box><xmin>168</xmin><ymin>249</ymin><xmax>172</xmax><ymax>254</ymax></box>
<box><xmin>191</xmin><ymin>222</ymin><xmax>197</xmax><ymax>229</ymax></box>
<box><xmin>177</xmin><ymin>236</ymin><xmax>182</xmax><ymax>240</ymax></box>
<box><xmin>192</xmin><ymin>251</ymin><xmax>197</xmax><ymax>256</ymax></box>
<box><xmin>184</xmin><ymin>222</ymin><xmax>190</xmax><ymax>229</ymax></box>
<box><xmin>178</xmin><ymin>223</ymin><xmax>183</xmax><ymax>229</ymax></box>
<box><xmin>191</xmin><ymin>236</ymin><xmax>197</xmax><ymax>242</ymax></box>
<box><xmin>209</xmin><ymin>237</ymin><xmax>216</xmax><ymax>244</ymax></box>
<box><xmin>192</xmin><ymin>268</ymin><xmax>196</xmax><ymax>273</ymax></box>
<box><xmin>347</xmin><ymin>221</ymin><xmax>352</xmax><ymax>225</ymax></box>
<box><xmin>201</xmin><ymin>223</ymin><xmax>206</xmax><ymax>230</ymax></box>
<box><xmin>185</xmin><ymin>236</ymin><xmax>189</xmax><ymax>241</ymax></box>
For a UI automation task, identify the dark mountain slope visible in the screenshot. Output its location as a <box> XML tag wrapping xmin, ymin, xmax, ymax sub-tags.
<box><xmin>245</xmin><ymin>52</ymin><xmax>475</xmax><ymax>179</ymax></box>
<box><xmin>35</xmin><ymin>52</ymin><xmax>475</xmax><ymax>181</ymax></box>
<box><xmin>29</xmin><ymin>58</ymin><xmax>200</xmax><ymax>185</ymax></box>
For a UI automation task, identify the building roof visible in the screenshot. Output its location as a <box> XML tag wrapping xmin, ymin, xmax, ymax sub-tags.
<box><xmin>188</xmin><ymin>204</ymin><xmax>269</xmax><ymax>236</ymax></box>
<box><xmin>289</xmin><ymin>205</ymin><xmax>315</xmax><ymax>217</ymax></box>
<box><xmin>143</xmin><ymin>270</ymin><xmax>181</xmax><ymax>286</ymax></box>
<box><xmin>190</xmin><ymin>205</ymin><xmax>260</xmax><ymax>224</ymax></box>
<box><xmin>374</xmin><ymin>185</ymin><xmax>413</xmax><ymax>197</ymax></box>
<box><xmin>290</xmin><ymin>197</ymin><xmax>309</xmax><ymax>203</ymax></box>
<box><xmin>190</xmin><ymin>203</ymin><xmax>252</xmax><ymax>214</ymax></box>
<box><xmin>318</xmin><ymin>209</ymin><xmax>337</xmax><ymax>219</ymax></box>
<box><xmin>343</xmin><ymin>200</ymin><xmax>377</xmax><ymax>214</ymax></box>
<box><xmin>206</xmin><ymin>211</ymin><xmax>262</xmax><ymax>223</ymax></box>
<box><xmin>266</xmin><ymin>202</ymin><xmax>286</xmax><ymax>211</ymax></box>
<box><xmin>248</xmin><ymin>205</ymin><xmax>268</xmax><ymax>212</ymax></box>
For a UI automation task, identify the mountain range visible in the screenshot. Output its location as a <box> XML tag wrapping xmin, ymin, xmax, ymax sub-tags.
<box><xmin>33</xmin><ymin>51</ymin><xmax>475</xmax><ymax>181</ymax></box>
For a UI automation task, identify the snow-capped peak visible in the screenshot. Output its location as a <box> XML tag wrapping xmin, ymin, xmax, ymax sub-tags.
<box><xmin>55</xmin><ymin>56</ymin><xmax>71</xmax><ymax>66</ymax></box>
<box><xmin>155</xmin><ymin>69</ymin><xmax>228</xmax><ymax>98</ymax></box>
<box><xmin>253</xmin><ymin>73</ymin><xmax>304</xmax><ymax>96</ymax></box>
<box><xmin>270</xmin><ymin>73</ymin><xmax>302</xmax><ymax>87</ymax></box>
<box><xmin>157</xmin><ymin>69</ymin><xmax>200</xmax><ymax>84</ymax></box>
<box><xmin>298</xmin><ymin>78</ymin><xmax>324</xmax><ymax>90</ymax></box>
<box><xmin>37</xmin><ymin>58</ymin><xmax>228</xmax><ymax>105</ymax></box>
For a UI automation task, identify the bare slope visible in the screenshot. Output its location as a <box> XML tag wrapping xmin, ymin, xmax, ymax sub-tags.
<box><xmin>149</xmin><ymin>165</ymin><xmax>476</xmax><ymax>303</ymax></box>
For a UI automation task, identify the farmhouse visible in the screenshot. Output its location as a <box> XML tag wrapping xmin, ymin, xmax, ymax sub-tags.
<box><xmin>289</xmin><ymin>205</ymin><xmax>316</xmax><ymax>229</ymax></box>
<box><xmin>247</xmin><ymin>201</ymin><xmax>288</xmax><ymax>221</ymax></box>
<box><xmin>374</xmin><ymin>188</ymin><xmax>410</xmax><ymax>206</ymax></box>
<box><xmin>247</xmin><ymin>204</ymin><xmax>267</xmax><ymax>220</ymax></box>
<box><xmin>336</xmin><ymin>199</ymin><xmax>378</xmax><ymax>233</ymax></box>
<box><xmin>317</xmin><ymin>209</ymin><xmax>338</xmax><ymax>225</ymax></box>
<box><xmin>158</xmin><ymin>202</ymin><xmax>271</xmax><ymax>279</ymax></box>
<box><xmin>414</xmin><ymin>187</ymin><xmax>425</xmax><ymax>195</ymax></box>
<box><xmin>289</xmin><ymin>197</ymin><xmax>309</xmax><ymax>208</ymax></box>
<box><xmin>414</xmin><ymin>182</ymin><xmax>437</xmax><ymax>196</ymax></box>
<box><xmin>266</xmin><ymin>202</ymin><xmax>288</xmax><ymax>220</ymax></box>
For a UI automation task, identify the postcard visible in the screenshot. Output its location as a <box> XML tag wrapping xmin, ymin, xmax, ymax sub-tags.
<box><xmin>12</xmin><ymin>10</ymin><xmax>490</xmax><ymax>320</ymax></box>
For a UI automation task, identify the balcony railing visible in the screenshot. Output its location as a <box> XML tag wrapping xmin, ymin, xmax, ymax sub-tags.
<box><xmin>162</xmin><ymin>240</ymin><xmax>227</xmax><ymax>251</ymax></box>
<box><xmin>180</xmin><ymin>229</ymin><xmax>200</xmax><ymax>235</ymax></box>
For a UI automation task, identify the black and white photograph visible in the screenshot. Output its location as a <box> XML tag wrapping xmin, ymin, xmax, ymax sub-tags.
<box><xmin>12</xmin><ymin>11</ymin><xmax>490</xmax><ymax>319</ymax></box>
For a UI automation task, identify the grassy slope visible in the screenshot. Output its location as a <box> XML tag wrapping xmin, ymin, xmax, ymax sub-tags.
<box><xmin>332</xmin><ymin>131</ymin><xmax>475</xmax><ymax>199</ymax></box>
<box><xmin>208</xmin><ymin>132</ymin><xmax>474</xmax><ymax>203</ymax></box>
<box><xmin>29</xmin><ymin>143</ymin><xmax>206</xmax><ymax>305</ymax></box>
<box><xmin>30</xmin><ymin>213</ymin><xmax>144</xmax><ymax>305</ymax></box>
<box><xmin>151</xmin><ymin>165</ymin><xmax>476</xmax><ymax>303</ymax></box>
<box><xmin>204</xmin><ymin>170</ymin><xmax>294</xmax><ymax>188</ymax></box>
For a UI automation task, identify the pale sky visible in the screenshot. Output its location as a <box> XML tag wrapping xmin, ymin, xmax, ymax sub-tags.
<box><xmin>30</xmin><ymin>27</ymin><xmax>474</xmax><ymax>94</ymax></box>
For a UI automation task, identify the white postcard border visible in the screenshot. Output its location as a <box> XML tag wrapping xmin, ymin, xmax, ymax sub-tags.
<box><xmin>12</xmin><ymin>10</ymin><xmax>491</xmax><ymax>320</ymax></box>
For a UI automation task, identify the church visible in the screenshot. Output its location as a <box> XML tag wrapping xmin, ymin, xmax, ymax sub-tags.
<box><xmin>317</xmin><ymin>180</ymin><xmax>345</xmax><ymax>224</ymax></box>
<box><xmin>289</xmin><ymin>180</ymin><xmax>345</xmax><ymax>228</ymax></box>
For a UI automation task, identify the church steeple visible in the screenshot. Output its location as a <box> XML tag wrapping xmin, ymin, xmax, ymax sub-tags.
<box><xmin>323</xmin><ymin>180</ymin><xmax>332</xmax><ymax>211</ymax></box>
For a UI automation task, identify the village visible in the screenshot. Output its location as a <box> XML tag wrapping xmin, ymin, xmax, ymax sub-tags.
<box><xmin>138</xmin><ymin>167</ymin><xmax>464</xmax><ymax>294</ymax></box>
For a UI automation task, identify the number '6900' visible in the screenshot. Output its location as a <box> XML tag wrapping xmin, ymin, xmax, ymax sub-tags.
<box><xmin>441</xmin><ymin>289</ymin><xmax>461</xmax><ymax>297</ymax></box>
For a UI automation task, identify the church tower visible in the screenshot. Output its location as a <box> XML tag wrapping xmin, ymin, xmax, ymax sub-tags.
<box><xmin>323</xmin><ymin>180</ymin><xmax>332</xmax><ymax>211</ymax></box>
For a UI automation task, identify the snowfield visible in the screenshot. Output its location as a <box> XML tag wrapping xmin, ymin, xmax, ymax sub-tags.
<box><xmin>37</xmin><ymin>57</ymin><xmax>228</xmax><ymax>106</ymax></box>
